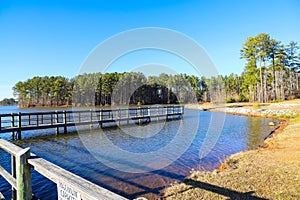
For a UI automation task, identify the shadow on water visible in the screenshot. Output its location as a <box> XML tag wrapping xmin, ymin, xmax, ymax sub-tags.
<box><xmin>26</xmin><ymin>139</ymin><xmax>267</xmax><ymax>200</ymax></box>
<box><xmin>26</xmin><ymin>139</ymin><xmax>185</xmax><ymax>198</ymax></box>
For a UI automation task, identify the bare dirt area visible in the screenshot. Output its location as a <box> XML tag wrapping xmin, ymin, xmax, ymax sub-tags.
<box><xmin>164</xmin><ymin>100</ymin><xmax>300</xmax><ymax>199</ymax></box>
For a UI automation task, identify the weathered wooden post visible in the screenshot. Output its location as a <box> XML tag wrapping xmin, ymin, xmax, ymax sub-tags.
<box><xmin>118</xmin><ymin>108</ymin><xmax>121</xmax><ymax>126</ymax></box>
<box><xmin>126</xmin><ymin>109</ymin><xmax>129</xmax><ymax>125</ymax></box>
<box><xmin>28</xmin><ymin>114</ymin><xmax>31</xmax><ymax>125</ymax></box>
<box><xmin>138</xmin><ymin>107</ymin><xmax>142</xmax><ymax>125</ymax></box>
<box><xmin>147</xmin><ymin>107</ymin><xmax>151</xmax><ymax>123</ymax></box>
<box><xmin>36</xmin><ymin>114</ymin><xmax>39</xmax><ymax>126</ymax></box>
<box><xmin>11</xmin><ymin>113</ymin><xmax>15</xmax><ymax>140</ymax></box>
<box><xmin>41</xmin><ymin>114</ymin><xmax>44</xmax><ymax>125</ymax></box>
<box><xmin>50</xmin><ymin>114</ymin><xmax>53</xmax><ymax>125</ymax></box>
<box><xmin>56</xmin><ymin>111</ymin><xmax>59</xmax><ymax>135</ymax></box>
<box><xmin>99</xmin><ymin>109</ymin><xmax>103</xmax><ymax>128</ymax></box>
<box><xmin>11</xmin><ymin>155</ymin><xmax>16</xmax><ymax>200</ymax></box>
<box><xmin>172</xmin><ymin>105</ymin><xmax>175</xmax><ymax>120</ymax></box>
<box><xmin>90</xmin><ymin>109</ymin><xmax>93</xmax><ymax>129</ymax></box>
<box><xmin>17</xmin><ymin>112</ymin><xmax>22</xmax><ymax>140</ymax></box>
<box><xmin>156</xmin><ymin>106</ymin><xmax>159</xmax><ymax>121</ymax></box>
<box><xmin>63</xmin><ymin>111</ymin><xmax>67</xmax><ymax>133</ymax></box>
<box><xmin>16</xmin><ymin>147</ymin><xmax>32</xmax><ymax>200</ymax></box>
<box><xmin>166</xmin><ymin>106</ymin><xmax>169</xmax><ymax>120</ymax></box>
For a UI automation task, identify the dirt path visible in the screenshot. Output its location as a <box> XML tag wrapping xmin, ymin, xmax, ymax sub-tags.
<box><xmin>163</xmin><ymin>100</ymin><xmax>300</xmax><ymax>200</ymax></box>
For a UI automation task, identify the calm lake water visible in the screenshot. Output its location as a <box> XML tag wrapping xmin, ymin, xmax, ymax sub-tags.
<box><xmin>0</xmin><ymin>106</ymin><xmax>278</xmax><ymax>199</ymax></box>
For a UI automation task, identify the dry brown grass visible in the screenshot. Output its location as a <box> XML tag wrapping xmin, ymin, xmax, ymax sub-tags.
<box><xmin>164</xmin><ymin>100</ymin><xmax>300</xmax><ymax>200</ymax></box>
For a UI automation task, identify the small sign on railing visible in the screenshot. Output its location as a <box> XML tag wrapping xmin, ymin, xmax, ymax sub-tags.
<box><xmin>57</xmin><ymin>181</ymin><xmax>81</xmax><ymax>200</ymax></box>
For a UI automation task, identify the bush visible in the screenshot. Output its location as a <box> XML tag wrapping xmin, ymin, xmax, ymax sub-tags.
<box><xmin>253</xmin><ymin>103</ymin><xmax>261</xmax><ymax>109</ymax></box>
<box><xmin>269</xmin><ymin>99</ymin><xmax>283</xmax><ymax>103</ymax></box>
<box><xmin>237</xmin><ymin>93</ymin><xmax>249</xmax><ymax>102</ymax></box>
<box><xmin>225</xmin><ymin>97</ymin><xmax>236</xmax><ymax>103</ymax></box>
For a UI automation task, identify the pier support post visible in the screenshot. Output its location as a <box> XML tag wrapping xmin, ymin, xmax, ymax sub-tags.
<box><xmin>147</xmin><ymin>107</ymin><xmax>151</xmax><ymax>123</ymax></box>
<box><xmin>126</xmin><ymin>109</ymin><xmax>129</xmax><ymax>125</ymax></box>
<box><xmin>50</xmin><ymin>114</ymin><xmax>53</xmax><ymax>125</ymax></box>
<box><xmin>138</xmin><ymin>107</ymin><xmax>142</xmax><ymax>125</ymax></box>
<box><xmin>56</xmin><ymin>111</ymin><xmax>59</xmax><ymax>135</ymax></box>
<box><xmin>11</xmin><ymin>113</ymin><xmax>15</xmax><ymax>140</ymax></box>
<box><xmin>118</xmin><ymin>108</ymin><xmax>121</xmax><ymax>126</ymax></box>
<box><xmin>165</xmin><ymin>106</ymin><xmax>168</xmax><ymax>120</ymax></box>
<box><xmin>99</xmin><ymin>110</ymin><xmax>103</xmax><ymax>128</ymax></box>
<box><xmin>90</xmin><ymin>109</ymin><xmax>93</xmax><ymax>129</ymax></box>
<box><xmin>11</xmin><ymin>132</ymin><xmax>15</xmax><ymax>141</ymax></box>
<box><xmin>16</xmin><ymin>147</ymin><xmax>32</xmax><ymax>200</ymax></box>
<box><xmin>11</xmin><ymin>155</ymin><xmax>16</xmax><ymax>200</ymax></box>
<box><xmin>63</xmin><ymin>111</ymin><xmax>67</xmax><ymax>134</ymax></box>
<box><xmin>17</xmin><ymin>112</ymin><xmax>22</xmax><ymax>140</ymax></box>
<box><xmin>172</xmin><ymin>105</ymin><xmax>175</xmax><ymax>120</ymax></box>
<box><xmin>41</xmin><ymin>114</ymin><xmax>44</xmax><ymax>124</ymax></box>
<box><xmin>36</xmin><ymin>114</ymin><xmax>39</xmax><ymax>126</ymax></box>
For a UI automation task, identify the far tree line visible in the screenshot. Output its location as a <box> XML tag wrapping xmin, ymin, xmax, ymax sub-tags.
<box><xmin>0</xmin><ymin>98</ymin><xmax>17</xmax><ymax>106</ymax></box>
<box><xmin>12</xmin><ymin>72</ymin><xmax>207</xmax><ymax>107</ymax></box>
<box><xmin>12</xmin><ymin>33</ymin><xmax>300</xmax><ymax>107</ymax></box>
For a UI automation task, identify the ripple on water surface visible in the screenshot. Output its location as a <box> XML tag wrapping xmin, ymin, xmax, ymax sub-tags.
<box><xmin>0</xmin><ymin>108</ymin><xmax>278</xmax><ymax>199</ymax></box>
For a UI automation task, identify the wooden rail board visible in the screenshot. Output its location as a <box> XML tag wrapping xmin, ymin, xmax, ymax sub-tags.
<box><xmin>0</xmin><ymin>139</ymin><xmax>23</xmax><ymax>156</ymax></box>
<box><xmin>0</xmin><ymin>192</ymin><xmax>4</xmax><ymax>200</ymax></box>
<box><xmin>0</xmin><ymin>165</ymin><xmax>17</xmax><ymax>189</ymax></box>
<box><xmin>28</xmin><ymin>154</ymin><xmax>127</xmax><ymax>200</ymax></box>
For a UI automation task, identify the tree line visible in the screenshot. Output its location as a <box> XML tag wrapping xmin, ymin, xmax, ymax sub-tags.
<box><xmin>13</xmin><ymin>72</ymin><xmax>206</xmax><ymax>107</ymax></box>
<box><xmin>0</xmin><ymin>98</ymin><xmax>17</xmax><ymax>106</ymax></box>
<box><xmin>13</xmin><ymin>33</ymin><xmax>300</xmax><ymax>107</ymax></box>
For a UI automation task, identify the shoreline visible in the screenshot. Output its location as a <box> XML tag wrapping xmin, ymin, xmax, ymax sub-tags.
<box><xmin>164</xmin><ymin>100</ymin><xmax>300</xmax><ymax>199</ymax></box>
<box><xmin>185</xmin><ymin>102</ymin><xmax>290</xmax><ymax>146</ymax></box>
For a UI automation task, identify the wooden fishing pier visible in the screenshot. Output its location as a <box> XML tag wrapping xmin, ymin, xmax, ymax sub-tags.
<box><xmin>0</xmin><ymin>105</ymin><xmax>184</xmax><ymax>199</ymax></box>
<box><xmin>0</xmin><ymin>105</ymin><xmax>184</xmax><ymax>140</ymax></box>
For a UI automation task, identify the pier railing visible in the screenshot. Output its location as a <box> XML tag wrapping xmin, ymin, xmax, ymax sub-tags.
<box><xmin>0</xmin><ymin>138</ymin><xmax>128</xmax><ymax>200</ymax></box>
<box><xmin>0</xmin><ymin>105</ymin><xmax>184</xmax><ymax>140</ymax></box>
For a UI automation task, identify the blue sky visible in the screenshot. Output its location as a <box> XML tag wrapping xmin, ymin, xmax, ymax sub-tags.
<box><xmin>1</xmin><ymin>0</ymin><xmax>300</xmax><ymax>99</ymax></box>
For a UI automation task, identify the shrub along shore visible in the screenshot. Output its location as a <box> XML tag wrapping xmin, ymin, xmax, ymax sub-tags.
<box><xmin>163</xmin><ymin>100</ymin><xmax>300</xmax><ymax>199</ymax></box>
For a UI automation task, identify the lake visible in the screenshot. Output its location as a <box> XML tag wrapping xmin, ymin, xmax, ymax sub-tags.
<box><xmin>0</xmin><ymin>106</ymin><xmax>278</xmax><ymax>199</ymax></box>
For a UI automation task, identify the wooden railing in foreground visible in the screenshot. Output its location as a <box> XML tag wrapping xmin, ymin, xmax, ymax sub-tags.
<box><xmin>0</xmin><ymin>138</ymin><xmax>128</xmax><ymax>200</ymax></box>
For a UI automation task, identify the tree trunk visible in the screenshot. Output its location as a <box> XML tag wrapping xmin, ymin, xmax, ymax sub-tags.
<box><xmin>272</xmin><ymin>57</ymin><xmax>277</xmax><ymax>100</ymax></box>
<box><xmin>264</xmin><ymin>68</ymin><xmax>267</xmax><ymax>102</ymax></box>
<box><xmin>259</xmin><ymin>60</ymin><xmax>263</xmax><ymax>103</ymax></box>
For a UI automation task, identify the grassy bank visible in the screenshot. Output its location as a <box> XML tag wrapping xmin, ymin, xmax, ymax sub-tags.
<box><xmin>164</xmin><ymin>100</ymin><xmax>300</xmax><ymax>199</ymax></box>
